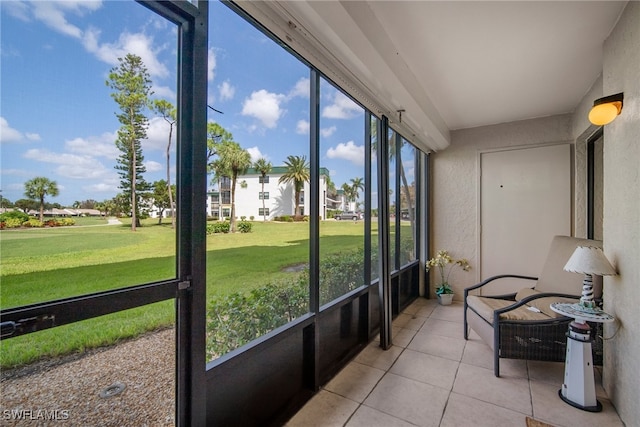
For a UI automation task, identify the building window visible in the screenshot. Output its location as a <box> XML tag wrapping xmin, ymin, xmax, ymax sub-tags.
<box><xmin>220</xmin><ymin>176</ymin><xmax>231</xmax><ymax>190</ymax></box>
<box><xmin>259</xmin><ymin>192</ymin><xmax>269</xmax><ymax>200</ymax></box>
<box><xmin>222</xmin><ymin>208</ymin><xmax>231</xmax><ymax>219</ymax></box>
<box><xmin>221</xmin><ymin>191</ymin><xmax>231</xmax><ymax>204</ymax></box>
<box><xmin>259</xmin><ymin>175</ymin><xmax>270</xmax><ymax>184</ymax></box>
<box><xmin>258</xmin><ymin>208</ymin><xmax>270</xmax><ymax>216</ymax></box>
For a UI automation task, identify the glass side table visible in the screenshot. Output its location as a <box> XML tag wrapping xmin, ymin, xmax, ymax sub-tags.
<box><xmin>550</xmin><ymin>302</ymin><xmax>614</xmax><ymax>412</ymax></box>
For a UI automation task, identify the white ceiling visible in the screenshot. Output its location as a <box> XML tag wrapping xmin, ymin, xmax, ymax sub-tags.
<box><xmin>237</xmin><ymin>1</ymin><xmax>627</xmax><ymax>151</ymax></box>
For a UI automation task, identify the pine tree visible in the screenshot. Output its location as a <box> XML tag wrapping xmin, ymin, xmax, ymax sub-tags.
<box><xmin>107</xmin><ymin>53</ymin><xmax>152</xmax><ymax>231</ymax></box>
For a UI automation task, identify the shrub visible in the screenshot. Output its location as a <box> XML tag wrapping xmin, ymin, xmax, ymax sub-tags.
<box><xmin>249</xmin><ymin>216</ymin><xmax>254</xmax><ymax>221</ymax></box>
<box><xmin>206</xmin><ymin>276</ymin><xmax>308</xmax><ymax>359</ymax></box>
<box><xmin>319</xmin><ymin>248</ymin><xmax>366</xmax><ymax>305</ymax></box>
<box><xmin>0</xmin><ymin>210</ymin><xmax>29</xmax><ymax>224</ymax></box>
<box><xmin>240</xmin><ymin>216</ymin><xmax>246</xmax><ymax>221</ymax></box>
<box><xmin>205</xmin><ymin>247</ymin><xmax>371</xmax><ymax>359</ymax></box>
<box><xmin>3</xmin><ymin>218</ymin><xmax>24</xmax><ymax>228</ymax></box>
<box><xmin>237</xmin><ymin>221</ymin><xmax>252</xmax><ymax>233</ymax></box>
<box><xmin>24</xmin><ymin>218</ymin><xmax>44</xmax><ymax>228</ymax></box>
<box><xmin>60</xmin><ymin>218</ymin><xmax>75</xmax><ymax>226</ymax></box>
<box><xmin>206</xmin><ymin>221</ymin><xmax>230</xmax><ymax>234</ymax></box>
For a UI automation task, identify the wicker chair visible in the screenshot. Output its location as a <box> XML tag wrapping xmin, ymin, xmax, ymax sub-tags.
<box><xmin>463</xmin><ymin>235</ymin><xmax>603</xmax><ymax>377</ymax></box>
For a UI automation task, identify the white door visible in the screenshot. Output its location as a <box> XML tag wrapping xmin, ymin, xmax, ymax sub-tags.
<box><xmin>480</xmin><ymin>144</ymin><xmax>571</xmax><ymax>295</ymax></box>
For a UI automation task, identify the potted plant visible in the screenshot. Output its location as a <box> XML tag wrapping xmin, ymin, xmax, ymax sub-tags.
<box><xmin>426</xmin><ymin>250</ymin><xmax>471</xmax><ymax>305</ymax></box>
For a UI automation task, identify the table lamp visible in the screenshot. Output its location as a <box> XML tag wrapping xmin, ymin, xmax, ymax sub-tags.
<box><xmin>563</xmin><ymin>245</ymin><xmax>617</xmax><ymax>313</ymax></box>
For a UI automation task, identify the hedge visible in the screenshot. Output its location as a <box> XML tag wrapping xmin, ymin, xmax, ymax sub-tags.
<box><xmin>206</xmin><ymin>247</ymin><xmax>372</xmax><ymax>360</ymax></box>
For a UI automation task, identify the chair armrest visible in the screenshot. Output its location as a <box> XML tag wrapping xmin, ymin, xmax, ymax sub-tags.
<box><xmin>464</xmin><ymin>274</ymin><xmax>537</xmax><ymax>298</ymax></box>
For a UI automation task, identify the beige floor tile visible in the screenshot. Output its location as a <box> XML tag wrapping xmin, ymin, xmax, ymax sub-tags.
<box><xmin>393</xmin><ymin>313</ymin><xmax>415</xmax><ymax>329</ymax></box>
<box><xmin>324</xmin><ymin>362</ymin><xmax>385</xmax><ymax>403</ymax></box>
<box><xmin>453</xmin><ymin>363</ymin><xmax>532</xmax><ymax>415</ymax></box>
<box><xmin>408</xmin><ymin>331</ymin><xmax>466</xmax><ymax>362</ymax></box>
<box><xmin>353</xmin><ymin>342</ymin><xmax>404</xmax><ymax>371</ymax></box>
<box><xmin>403</xmin><ymin>314</ymin><xmax>428</xmax><ymax>331</ymax></box>
<box><xmin>390</xmin><ymin>348</ymin><xmax>459</xmax><ymax>390</ymax></box>
<box><xmin>392</xmin><ymin>327</ymin><xmax>418</xmax><ymax>348</ymax></box>
<box><xmin>345</xmin><ymin>405</ymin><xmax>417</xmax><ymax>427</ymax></box>
<box><xmin>363</xmin><ymin>373</ymin><xmax>449</xmax><ymax>427</ymax></box>
<box><xmin>528</xmin><ymin>360</ymin><xmax>565</xmax><ymax>385</ymax></box>
<box><xmin>402</xmin><ymin>298</ymin><xmax>432</xmax><ymax>315</ymax></box>
<box><xmin>430</xmin><ymin>303</ymin><xmax>464</xmax><ymax>323</ymax></box>
<box><xmin>415</xmin><ymin>303</ymin><xmax>437</xmax><ymax>318</ymax></box>
<box><xmin>285</xmin><ymin>390</ymin><xmax>359</xmax><ymax>427</ymax></box>
<box><xmin>286</xmin><ymin>300</ymin><xmax>623</xmax><ymax>427</ymax></box>
<box><xmin>530</xmin><ymin>380</ymin><xmax>624</xmax><ymax>427</ymax></box>
<box><xmin>441</xmin><ymin>392</ymin><xmax>528</xmax><ymax>427</ymax></box>
<box><xmin>420</xmin><ymin>317</ymin><xmax>463</xmax><ymax>339</ymax></box>
<box><xmin>462</xmin><ymin>338</ymin><xmax>527</xmax><ymax>378</ymax></box>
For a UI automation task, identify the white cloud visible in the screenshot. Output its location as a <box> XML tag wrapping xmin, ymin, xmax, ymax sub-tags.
<box><xmin>11</xmin><ymin>2</ymin><xmax>171</xmax><ymax>79</ymax></box>
<box><xmin>321</xmin><ymin>126</ymin><xmax>337</xmax><ymax>138</ymax></box>
<box><xmin>322</xmin><ymin>92</ymin><xmax>361</xmax><ymax>119</ymax></box>
<box><xmin>24</xmin><ymin>148</ymin><xmax>111</xmax><ymax>179</ymax></box>
<box><xmin>3</xmin><ymin>1</ymin><xmax>30</xmax><ymax>22</ymax></box>
<box><xmin>208</xmin><ymin>47</ymin><xmax>216</xmax><ymax>81</ymax></box>
<box><xmin>0</xmin><ymin>117</ymin><xmax>40</xmax><ymax>143</ymax></box>
<box><xmin>1</xmin><ymin>169</ymin><xmax>31</xmax><ymax>177</ymax></box>
<box><xmin>83</xmin><ymin>181</ymin><xmax>118</xmax><ymax>193</ymax></box>
<box><xmin>144</xmin><ymin>117</ymin><xmax>176</xmax><ymax>151</ymax></box>
<box><xmin>246</xmin><ymin>146</ymin><xmax>266</xmax><ymax>163</ymax></box>
<box><xmin>218</xmin><ymin>80</ymin><xmax>235</xmax><ymax>101</ymax></box>
<box><xmin>65</xmin><ymin>132</ymin><xmax>119</xmax><ymax>159</ymax></box>
<box><xmin>153</xmin><ymin>85</ymin><xmax>176</xmax><ymax>100</ymax></box>
<box><xmin>296</xmin><ymin>120</ymin><xmax>310</xmax><ymax>135</ymax></box>
<box><xmin>326</xmin><ymin>140</ymin><xmax>364</xmax><ymax>166</ymax></box>
<box><xmin>241</xmin><ymin>90</ymin><xmax>285</xmax><ymax>129</ymax></box>
<box><xmin>83</xmin><ymin>29</ymin><xmax>169</xmax><ymax>78</ymax></box>
<box><xmin>289</xmin><ymin>77</ymin><xmax>309</xmax><ymax>99</ymax></box>
<box><xmin>31</xmin><ymin>1</ymin><xmax>102</xmax><ymax>39</ymax></box>
<box><xmin>144</xmin><ymin>160</ymin><xmax>163</xmax><ymax>172</ymax></box>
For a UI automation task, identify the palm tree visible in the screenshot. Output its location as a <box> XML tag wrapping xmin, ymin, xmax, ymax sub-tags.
<box><xmin>340</xmin><ymin>183</ymin><xmax>355</xmax><ymax>211</ymax></box>
<box><xmin>24</xmin><ymin>177</ymin><xmax>59</xmax><ymax>222</ymax></box>
<box><xmin>279</xmin><ymin>155</ymin><xmax>310</xmax><ymax>216</ymax></box>
<box><xmin>254</xmin><ymin>157</ymin><xmax>272</xmax><ymax>221</ymax></box>
<box><xmin>214</xmin><ymin>141</ymin><xmax>251</xmax><ymax>232</ymax></box>
<box><xmin>350</xmin><ymin>177</ymin><xmax>364</xmax><ymax>210</ymax></box>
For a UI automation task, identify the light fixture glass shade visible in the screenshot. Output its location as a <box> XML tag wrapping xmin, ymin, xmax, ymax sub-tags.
<box><xmin>564</xmin><ymin>246</ymin><xmax>617</xmax><ymax>276</ymax></box>
<box><xmin>588</xmin><ymin>92</ymin><xmax>624</xmax><ymax>126</ymax></box>
<box><xmin>588</xmin><ymin>103</ymin><xmax>620</xmax><ymax>125</ymax></box>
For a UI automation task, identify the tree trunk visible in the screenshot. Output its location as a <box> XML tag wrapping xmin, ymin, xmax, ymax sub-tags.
<box><xmin>230</xmin><ymin>174</ymin><xmax>237</xmax><ymax>232</ymax></box>
<box><xmin>39</xmin><ymin>196</ymin><xmax>44</xmax><ymax>222</ymax></box>
<box><xmin>167</xmin><ymin>124</ymin><xmax>175</xmax><ymax>229</ymax></box>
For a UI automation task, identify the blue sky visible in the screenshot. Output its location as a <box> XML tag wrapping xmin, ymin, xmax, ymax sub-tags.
<box><xmin>0</xmin><ymin>0</ymin><xmax>384</xmax><ymax>207</ymax></box>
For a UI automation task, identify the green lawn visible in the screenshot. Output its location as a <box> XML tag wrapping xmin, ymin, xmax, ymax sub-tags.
<box><xmin>0</xmin><ymin>219</ymin><xmax>374</xmax><ymax>367</ymax></box>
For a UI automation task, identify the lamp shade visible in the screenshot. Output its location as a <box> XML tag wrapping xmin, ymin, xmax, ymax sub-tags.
<box><xmin>588</xmin><ymin>92</ymin><xmax>623</xmax><ymax>126</ymax></box>
<box><xmin>588</xmin><ymin>103</ymin><xmax>620</xmax><ymax>125</ymax></box>
<box><xmin>564</xmin><ymin>246</ymin><xmax>617</xmax><ymax>276</ymax></box>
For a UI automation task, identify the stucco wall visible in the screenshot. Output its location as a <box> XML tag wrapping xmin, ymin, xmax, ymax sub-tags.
<box><xmin>430</xmin><ymin>115</ymin><xmax>572</xmax><ymax>297</ymax></box>
<box><xmin>599</xmin><ymin>2</ymin><xmax>640</xmax><ymax>424</ymax></box>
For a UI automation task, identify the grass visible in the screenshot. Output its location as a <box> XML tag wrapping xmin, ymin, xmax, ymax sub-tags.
<box><xmin>0</xmin><ymin>218</ymin><xmax>375</xmax><ymax>368</ymax></box>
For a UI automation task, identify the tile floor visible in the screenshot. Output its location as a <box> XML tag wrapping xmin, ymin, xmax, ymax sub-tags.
<box><xmin>285</xmin><ymin>298</ymin><xmax>624</xmax><ymax>427</ymax></box>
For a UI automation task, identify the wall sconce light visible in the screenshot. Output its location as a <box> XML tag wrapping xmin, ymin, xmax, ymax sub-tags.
<box><xmin>588</xmin><ymin>92</ymin><xmax>623</xmax><ymax>126</ymax></box>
